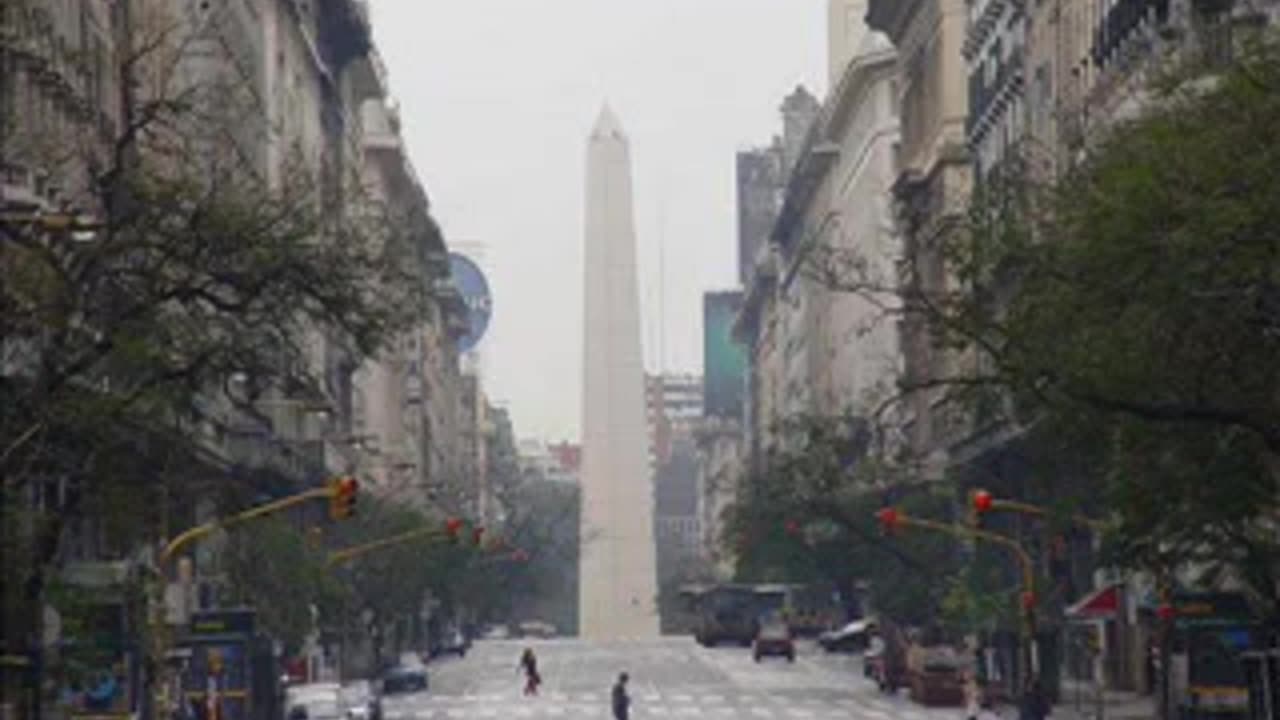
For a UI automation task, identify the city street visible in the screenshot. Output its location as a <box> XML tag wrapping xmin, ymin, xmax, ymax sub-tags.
<box><xmin>380</xmin><ymin>638</ymin><xmax>962</xmax><ymax>719</ymax></box>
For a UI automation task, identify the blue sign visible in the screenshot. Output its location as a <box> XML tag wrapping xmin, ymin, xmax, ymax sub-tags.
<box><xmin>449</xmin><ymin>252</ymin><xmax>492</xmax><ymax>353</ymax></box>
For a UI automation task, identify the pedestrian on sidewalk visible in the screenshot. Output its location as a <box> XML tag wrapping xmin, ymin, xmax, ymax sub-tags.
<box><xmin>1018</xmin><ymin>677</ymin><xmax>1050</xmax><ymax>720</ymax></box>
<box><xmin>611</xmin><ymin>672</ymin><xmax>631</xmax><ymax>720</ymax></box>
<box><xmin>518</xmin><ymin>647</ymin><xmax>541</xmax><ymax>696</ymax></box>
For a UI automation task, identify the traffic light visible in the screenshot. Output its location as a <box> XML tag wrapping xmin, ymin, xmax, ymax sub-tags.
<box><xmin>472</xmin><ymin>526</ymin><xmax>486</xmax><ymax>546</ymax></box>
<box><xmin>970</xmin><ymin>489</ymin><xmax>993</xmax><ymax>528</ymax></box>
<box><xmin>876</xmin><ymin>507</ymin><xmax>901</xmax><ymax>535</ymax></box>
<box><xmin>445</xmin><ymin>517</ymin><xmax>465</xmax><ymax>542</ymax></box>
<box><xmin>328</xmin><ymin>477</ymin><xmax>359</xmax><ymax>520</ymax></box>
<box><xmin>972</xmin><ymin>489</ymin><xmax>993</xmax><ymax>513</ymax></box>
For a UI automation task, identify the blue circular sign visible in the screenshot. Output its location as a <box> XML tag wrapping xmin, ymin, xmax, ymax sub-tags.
<box><xmin>449</xmin><ymin>253</ymin><xmax>492</xmax><ymax>352</ymax></box>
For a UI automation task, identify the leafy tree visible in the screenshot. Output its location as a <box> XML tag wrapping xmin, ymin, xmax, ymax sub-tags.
<box><xmin>477</xmin><ymin>477</ymin><xmax>581</xmax><ymax>635</ymax></box>
<box><xmin>222</xmin><ymin>518</ymin><xmax>346</xmax><ymax>656</ymax></box>
<box><xmin>1</xmin><ymin>0</ymin><xmax>422</xmax><ymax>678</ymax></box>
<box><xmin>810</xmin><ymin>31</ymin><xmax>1280</xmax><ymax>619</ymax></box>
<box><xmin>724</xmin><ymin>414</ymin><xmax>962</xmax><ymax>625</ymax></box>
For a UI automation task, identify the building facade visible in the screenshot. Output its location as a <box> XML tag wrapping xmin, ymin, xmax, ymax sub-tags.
<box><xmin>735</xmin><ymin>22</ymin><xmax>902</xmax><ymax>448</ymax></box>
<box><xmin>645</xmin><ymin>373</ymin><xmax>704</xmax><ymax>470</ymax></box>
<box><xmin>1</xmin><ymin>0</ymin><xmax>472</xmax><ymax>696</ymax></box>
<box><xmin>866</xmin><ymin>0</ymin><xmax>972</xmax><ymax>473</ymax></box>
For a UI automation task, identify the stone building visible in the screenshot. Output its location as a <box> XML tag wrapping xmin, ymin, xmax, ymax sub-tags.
<box><xmin>865</xmin><ymin>0</ymin><xmax>972</xmax><ymax>474</ymax></box>
<box><xmin>645</xmin><ymin>373</ymin><xmax>704</xmax><ymax>471</ymax></box>
<box><xmin>736</xmin><ymin>86</ymin><xmax>821</xmax><ymax>457</ymax></box>
<box><xmin>0</xmin><ymin>0</ymin><xmax>469</xmax><ymax>690</ymax></box>
<box><xmin>736</xmin><ymin>6</ymin><xmax>902</xmax><ymax>452</ymax></box>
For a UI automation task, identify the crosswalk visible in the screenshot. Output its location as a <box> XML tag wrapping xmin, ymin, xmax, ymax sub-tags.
<box><xmin>383</xmin><ymin>690</ymin><xmax>950</xmax><ymax>719</ymax></box>
<box><xmin>377</xmin><ymin>638</ymin><xmax>962</xmax><ymax>720</ymax></box>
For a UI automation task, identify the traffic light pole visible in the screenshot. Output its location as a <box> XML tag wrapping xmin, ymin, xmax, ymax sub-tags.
<box><xmin>327</xmin><ymin>520</ymin><xmax>496</xmax><ymax>565</ymax></box>
<box><xmin>881</xmin><ymin>511</ymin><xmax>1038</xmax><ymax>691</ymax></box>
<box><xmin>972</xmin><ymin>490</ymin><xmax>1106</xmax><ymax>533</ymax></box>
<box><xmin>160</xmin><ymin>487</ymin><xmax>334</xmax><ymax>565</ymax></box>
<box><xmin>149</xmin><ymin>486</ymin><xmax>337</xmax><ymax>720</ymax></box>
<box><xmin>327</xmin><ymin>527</ymin><xmax>450</xmax><ymax>565</ymax></box>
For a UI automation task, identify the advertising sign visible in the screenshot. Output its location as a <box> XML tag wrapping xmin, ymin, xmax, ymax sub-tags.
<box><xmin>703</xmin><ymin>291</ymin><xmax>747</xmax><ymax>419</ymax></box>
<box><xmin>448</xmin><ymin>253</ymin><xmax>492</xmax><ymax>353</ymax></box>
<box><xmin>181</xmin><ymin>610</ymin><xmax>256</xmax><ymax>720</ymax></box>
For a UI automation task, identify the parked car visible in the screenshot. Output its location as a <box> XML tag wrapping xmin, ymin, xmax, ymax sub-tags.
<box><xmin>517</xmin><ymin>621</ymin><xmax>557</xmax><ymax>638</ymax></box>
<box><xmin>906</xmin><ymin>643</ymin><xmax>966</xmax><ymax>706</ymax></box>
<box><xmin>340</xmin><ymin>680</ymin><xmax>381</xmax><ymax>720</ymax></box>
<box><xmin>435</xmin><ymin>627</ymin><xmax>470</xmax><ymax>658</ymax></box>
<box><xmin>286</xmin><ymin>697</ymin><xmax>344</xmax><ymax>720</ymax></box>
<box><xmin>285</xmin><ymin>683</ymin><xmax>341</xmax><ymax>720</ymax></box>
<box><xmin>819</xmin><ymin>619</ymin><xmax>876</xmax><ymax>653</ymax></box>
<box><xmin>380</xmin><ymin>666</ymin><xmax>428</xmax><ymax>696</ymax></box>
<box><xmin>752</xmin><ymin>619</ymin><xmax>796</xmax><ymax>662</ymax></box>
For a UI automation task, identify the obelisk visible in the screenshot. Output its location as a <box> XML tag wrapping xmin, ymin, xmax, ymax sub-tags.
<box><xmin>579</xmin><ymin>106</ymin><xmax>659</xmax><ymax>639</ymax></box>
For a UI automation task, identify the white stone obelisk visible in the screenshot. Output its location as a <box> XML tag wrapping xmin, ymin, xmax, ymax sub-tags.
<box><xmin>579</xmin><ymin>106</ymin><xmax>660</xmax><ymax>639</ymax></box>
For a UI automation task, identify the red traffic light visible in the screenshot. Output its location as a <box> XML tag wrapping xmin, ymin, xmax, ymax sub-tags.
<box><xmin>329</xmin><ymin>476</ymin><xmax>359</xmax><ymax>520</ymax></box>
<box><xmin>1157</xmin><ymin>604</ymin><xmax>1176</xmax><ymax>621</ymax></box>
<box><xmin>972</xmin><ymin>490</ymin><xmax>994</xmax><ymax>513</ymax></box>
<box><xmin>876</xmin><ymin>507</ymin><xmax>900</xmax><ymax>534</ymax></box>
<box><xmin>472</xmin><ymin>526</ymin><xmax>486</xmax><ymax>545</ymax></box>
<box><xmin>1021</xmin><ymin>591</ymin><xmax>1037</xmax><ymax>610</ymax></box>
<box><xmin>445</xmin><ymin>517</ymin><xmax>464</xmax><ymax>538</ymax></box>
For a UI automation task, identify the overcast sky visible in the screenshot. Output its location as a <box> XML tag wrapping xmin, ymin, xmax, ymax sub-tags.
<box><xmin>370</xmin><ymin>0</ymin><xmax>826</xmax><ymax>442</ymax></box>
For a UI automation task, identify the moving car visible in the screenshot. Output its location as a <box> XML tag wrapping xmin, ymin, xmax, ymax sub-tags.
<box><xmin>752</xmin><ymin>619</ymin><xmax>796</xmax><ymax>662</ymax></box>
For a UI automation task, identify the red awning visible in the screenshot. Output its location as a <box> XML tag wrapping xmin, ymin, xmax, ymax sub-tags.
<box><xmin>1066</xmin><ymin>584</ymin><xmax>1120</xmax><ymax>620</ymax></box>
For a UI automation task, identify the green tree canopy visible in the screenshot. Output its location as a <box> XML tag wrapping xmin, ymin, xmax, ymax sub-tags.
<box><xmin>815</xmin><ymin>32</ymin><xmax>1280</xmax><ymax>618</ymax></box>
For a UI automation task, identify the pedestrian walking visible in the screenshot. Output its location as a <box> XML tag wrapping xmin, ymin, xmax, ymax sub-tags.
<box><xmin>518</xmin><ymin>647</ymin><xmax>541</xmax><ymax>696</ymax></box>
<box><xmin>611</xmin><ymin>672</ymin><xmax>631</xmax><ymax>720</ymax></box>
<box><xmin>965</xmin><ymin>674</ymin><xmax>982</xmax><ymax>720</ymax></box>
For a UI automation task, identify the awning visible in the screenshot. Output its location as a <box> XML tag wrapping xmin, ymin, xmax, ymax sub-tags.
<box><xmin>1066</xmin><ymin>584</ymin><xmax>1121</xmax><ymax>620</ymax></box>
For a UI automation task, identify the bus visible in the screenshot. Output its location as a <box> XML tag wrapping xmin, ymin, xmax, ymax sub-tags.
<box><xmin>681</xmin><ymin>584</ymin><xmax>788</xmax><ymax>646</ymax></box>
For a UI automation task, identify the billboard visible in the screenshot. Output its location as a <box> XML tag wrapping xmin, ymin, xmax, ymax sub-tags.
<box><xmin>449</xmin><ymin>252</ymin><xmax>492</xmax><ymax>353</ymax></box>
<box><xmin>703</xmin><ymin>291</ymin><xmax>747</xmax><ymax>419</ymax></box>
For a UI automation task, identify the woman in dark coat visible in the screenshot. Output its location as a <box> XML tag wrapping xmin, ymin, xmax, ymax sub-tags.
<box><xmin>518</xmin><ymin>648</ymin><xmax>541</xmax><ymax>696</ymax></box>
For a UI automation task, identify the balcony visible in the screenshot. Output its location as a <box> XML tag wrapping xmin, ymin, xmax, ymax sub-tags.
<box><xmin>966</xmin><ymin>51</ymin><xmax>1025</xmax><ymax>144</ymax></box>
<box><xmin>360</xmin><ymin>99</ymin><xmax>402</xmax><ymax>154</ymax></box>
<box><xmin>1091</xmin><ymin>0</ymin><xmax>1171</xmax><ymax>69</ymax></box>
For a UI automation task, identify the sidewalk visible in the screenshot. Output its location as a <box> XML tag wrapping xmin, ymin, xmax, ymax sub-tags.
<box><xmin>1053</xmin><ymin>682</ymin><xmax>1156</xmax><ymax>720</ymax></box>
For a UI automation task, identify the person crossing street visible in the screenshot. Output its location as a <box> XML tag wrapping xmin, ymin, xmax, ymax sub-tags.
<box><xmin>611</xmin><ymin>672</ymin><xmax>631</xmax><ymax>720</ymax></box>
<box><xmin>518</xmin><ymin>647</ymin><xmax>541</xmax><ymax>696</ymax></box>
